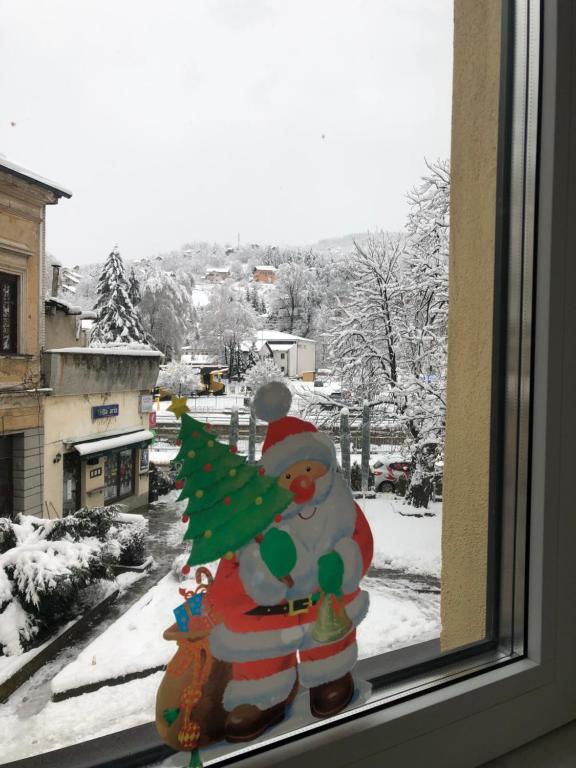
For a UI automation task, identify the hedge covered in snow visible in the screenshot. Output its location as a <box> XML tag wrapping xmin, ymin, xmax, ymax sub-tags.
<box><xmin>0</xmin><ymin>507</ymin><xmax>149</xmax><ymax>657</ymax></box>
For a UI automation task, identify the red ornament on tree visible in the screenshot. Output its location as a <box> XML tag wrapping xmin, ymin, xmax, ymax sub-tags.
<box><xmin>176</xmin><ymin>439</ymin><xmax>181</xmax><ymax>446</ymax></box>
<box><xmin>275</xmin><ymin>514</ymin><xmax>283</xmax><ymax>523</ymax></box>
<box><xmin>223</xmin><ymin>496</ymin><xmax>231</xmax><ymax>506</ymax></box>
<box><xmin>182</xmin><ymin>515</ymin><xmax>189</xmax><ymax>523</ymax></box>
<box><xmin>230</xmin><ymin>446</ymin><xmax>238</xmax><ymax>454</ymax></box>
<box><xmin>181</xmin><ymin>564</ymin><xmax>191</xmax><ymax>575</ymax></box>
<box><xmin>175</xmin><ymin>479</ymin><xmax>184</xmax><ymax>490</ymax></box>
<box><xmin>258</xmin><ymin>467</ymin><xmax>265</xmax><ymax>476</ymax></box>
<box><xmin>203</xmin><ymin>463</ymin><xmax>213</xmax><ymax>472</ymax></box>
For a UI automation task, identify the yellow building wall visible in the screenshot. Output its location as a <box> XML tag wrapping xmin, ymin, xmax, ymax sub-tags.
<box><xmin>440</xmin><ymin>0</ymin><xmax>501</xmax><ymax>650</ymax></box>
<box><xmin>43</xmin><ymin>391</ymin><xmax>151</xmax><ymax>516</ymax></box>
<box><xmin>0</xmin><ymin>171</ymin><xmax>57</xmax><ymax>390</ymax></box>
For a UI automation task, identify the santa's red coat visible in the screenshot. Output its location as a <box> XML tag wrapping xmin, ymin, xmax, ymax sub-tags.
<box><xmin>208</xmin><ymin>502</ymin><xmax>373</xmax><ymax>634</ymax></box>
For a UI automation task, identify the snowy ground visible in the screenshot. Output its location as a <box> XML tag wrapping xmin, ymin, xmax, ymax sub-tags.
<box><xmin>0</xmin><ymin>492</ymin><xmax>441</xmax><ymax>764</ymax></box>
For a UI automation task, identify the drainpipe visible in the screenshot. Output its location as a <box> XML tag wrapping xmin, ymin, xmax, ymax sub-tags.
<box><xmin>39</xmin><ymin>213</ymin><xmax>46</xmax><ymax>352</ymax></box>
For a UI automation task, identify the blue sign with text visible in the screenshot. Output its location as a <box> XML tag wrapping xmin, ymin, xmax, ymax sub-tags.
<box><xmin>92</xmin><ymin>404</ymin><xmax>119</xmax><ymax>420</ymax></box>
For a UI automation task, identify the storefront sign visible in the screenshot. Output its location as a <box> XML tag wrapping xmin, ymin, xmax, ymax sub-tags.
<box><xmin>89</xmin><ymin>467</ymin><xmax>103</xmax><ymax>479</ymax></box>
<box><xmin>140</xmin><ymin>395</ymin><xmax>154</xmax><ymax>413</ymax></box>
<box><xmin>149</xmin><ymin>411</ymin><xmax>157</xmax><ymax>428</ymax></box>
<box><xmin>140</xmin><ymin>446</ymin><xmax>150</xmax><ymax>472</ymax></box>
<box><xmin>92</xmin><ymin>404</ymin><xmax>119</xmax><ymax>420</ymax></box>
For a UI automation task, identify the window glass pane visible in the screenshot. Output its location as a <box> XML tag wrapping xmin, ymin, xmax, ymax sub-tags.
<box><xmin>0</xmin><ymin>0</ymin><xmax>534</xmax><ymax>763</ymax></box>
<box><xmin>118</xmin><ymin>448</ymin><xmax>134</xmax><ymax>496</ymax></box>
<box><xmin>0</xmin><ymin>273</ymin><xmax>16</xmax><ymax>354</ymax></box>
<box><xmin>104</xmin><ymin>453</ymin><xmax>118</xmax><ymax>501</ymax></box>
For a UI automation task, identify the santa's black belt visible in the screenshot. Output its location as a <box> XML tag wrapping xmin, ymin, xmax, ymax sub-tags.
<box><xmin>245</xmin><ymin>592</ymin><xmax>321</xmax><ymax>617</ymax></box>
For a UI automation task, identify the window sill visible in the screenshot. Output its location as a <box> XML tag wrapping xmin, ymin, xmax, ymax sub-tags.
<box><xmin>1</xmin><ymin>649</ymin><xmax>549</xmax><ymax>768</ymax></box>
<box><xmin>0</xmin><ymin>353</ymin><xmax>33</xmax><ymax>360</ymax></box>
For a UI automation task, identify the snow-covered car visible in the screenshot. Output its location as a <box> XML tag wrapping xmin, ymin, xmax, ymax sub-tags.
<box><xmin>371</xmin><ymin>457</ymin><xmax>411</xmax><ymax>493</ymax></box>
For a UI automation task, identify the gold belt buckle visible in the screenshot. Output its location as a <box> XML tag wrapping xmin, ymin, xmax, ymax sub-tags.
<box><xmin>287</xmin><ymin>597</ymin><xmax>311</xmax><ymax>616</ymax></box>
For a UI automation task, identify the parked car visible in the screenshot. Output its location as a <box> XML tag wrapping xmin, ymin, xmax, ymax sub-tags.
<box><xmin>371</xmin><ymin>456</ymin><xmax>411</xmax><ymax>493</ymax></box>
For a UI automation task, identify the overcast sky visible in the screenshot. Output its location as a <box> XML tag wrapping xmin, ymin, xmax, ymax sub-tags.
<box><xmin>0</xmin><ymin>0</ymin><xmax>453</xmax><ymax>265</ymax></box>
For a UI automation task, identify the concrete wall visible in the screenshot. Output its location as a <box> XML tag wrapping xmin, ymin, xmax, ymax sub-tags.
<box><xmin>43</xmin><ymin>350</ymin><xmax>162</xmax><ymax>396</ymax></box>
<box><xmin>296</xmin><ymin>341</ymin><xmax>316</xmax><ymax>376</ymax></box>
<box><xmin>43</xmin><ymin>391</ymin><xmax>151</xmax><ymax>516</ymax></box>
<box><xmin>440</xmin><ymin>0</ymin><xmax>501</xmax><ymax>650</ymax></box>
<box><xmin>12</xmin><ymin>428</ymin><xmax>44</xmax><ymax>517</ymax></box>
<box><xmin>44</xmin><ymin>309</ymin><xmax>83</xmax><ymax>350</ymax></box>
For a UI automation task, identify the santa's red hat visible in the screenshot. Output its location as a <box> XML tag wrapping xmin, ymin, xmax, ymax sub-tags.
<box><xmin>254</xmin><ymin>381</ymin><xmax>336</xmax><ymax>476</ymax></box>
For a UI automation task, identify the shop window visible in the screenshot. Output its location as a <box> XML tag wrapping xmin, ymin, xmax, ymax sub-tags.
<box><xmin>104</xmin><ymin>448</ymin><xmax>135</xmax><ymax>502</ymax></box>
<box><xmin>62</xmin><ymin>453</ymin><xmax>81</xmax><ymax>516</ymax></box>
<box><xmin>0</xmin><ymin>272</ymin><xmax>18</xmax><ymax>354</ymax></box>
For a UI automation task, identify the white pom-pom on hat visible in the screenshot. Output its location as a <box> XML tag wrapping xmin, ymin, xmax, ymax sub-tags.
<box><xmin>254</xmin><ymin>381</ymin><xmax>292</xmax><ymax>423</ymax></box>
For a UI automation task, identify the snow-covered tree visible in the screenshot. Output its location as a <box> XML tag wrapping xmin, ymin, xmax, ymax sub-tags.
<box><xmin>326</xmin><ymin>161</ymin><xmax>450</xmax><ymax>508</ymax></box>
<box><xmin>198</xmin><ymin>285</ymin><xmax>258</xmax><ymax>381</ymax></box>
<box><xmin>157</xmin><ymin>360</ymin><xmax>200</xmax><ymax>395</ymax></box>
<box><xmin>90</xmin><ymin>247</ymin><xmax>149</xmax><ymax>346</ymax></box>
<box><xmin>401</xmin><ymin>159</ymin><xmax>449</xmax><ymax>506</ymax></box>
<box><xmin>268</xmin><ymin>261</ymin><xmax>321</xmax><ymax>338</ymax></box>
<box><xmin>328</xmin><ymin>233</ymin><xmax>404</xmax><ymax>404</ymax></box>
<box><xmin>128</xmin><ymin>268</ymin><xmax>141</xmax><ymax>307</ymax></box>
<box><xmin>244</xmin><ymin>357</ymin><xmax>285</xmax><ymax>392</ymax></box>
<box><xmin>136</xmin><ymin>267</ymin><xmax>196</xmax><ymax>360</ymax></box>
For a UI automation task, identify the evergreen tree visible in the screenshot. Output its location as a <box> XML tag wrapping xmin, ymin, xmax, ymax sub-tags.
<box><xmin>175</xmin><ymin>414</ymin><xmax>293</xmax><ymax>568</ymax></box>
<box><xmin>91</xmin><ymin>247</ymin><xmax>149</xmax><ymax>345</ymax></box>
<box><xmin>128</xmin><ymin>268</ymin><xmax>142</xmax><ymax>307</ymax></box>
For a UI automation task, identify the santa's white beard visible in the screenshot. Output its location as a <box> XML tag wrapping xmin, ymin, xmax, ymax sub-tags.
<box><xmin>281</xmin><ymin>468</ymin><xmax>336</xmax><ymax>520</ymax></box>
<box><xmin>280</xmin><ymin>473</ymin><xmax>358</xmax><ymax>599</ymax></box>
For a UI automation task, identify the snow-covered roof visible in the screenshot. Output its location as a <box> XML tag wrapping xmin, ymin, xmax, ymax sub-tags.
<box><xmin>268</xmin><ymin>343</ymin><xmax>295</xmax><ymax>352</ymax></box>
<box><xmin>255</xmin><ymin>329</ymin><xmax>315</xmax><ymax>344</ymax></box>
<box><xmin>180</xmin><ymin>354</ymin><xmax>218</xmax><ymax>364</ymax></box>
<box><xmin>254</xmin><ymin>265</ymin><xmax>277</xmax><ymax>271</ymax></box>
<box><xmin>205</xmin><ymin>267</ymin><xmax>230</xmax><ymax>273</ymax></box>
<box><xmin>74</xmin><ymin>429</ymin><xmax>154</xmax><ymax>456</ymax></box>
<box><xmin>46</xmin><ymin>346</ymin><xmax>163</xmax><ymax>357</ymax></box>
<box><xmin>0</xmin><ymin>156</ymin><xmax>72</xmax><ymax>198</ymax></box>
<box><xmin>45</xmin><ymin>296</ymin><xmax>82</xmax><ymax>315</ymax></box>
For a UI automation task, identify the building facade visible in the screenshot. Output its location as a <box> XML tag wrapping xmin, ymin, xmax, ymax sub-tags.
<box><xmin>205</xmin><ymin>267</ymin><xmax>230</xmax><ymax>283</ymax></box>
<box><xmin>255</xmin><ymin>329</ymin><xmax>316</xmax><ymax>378</ymax></box>
<box><xmin>42</xmin><ymin>349</ymin><xmax>161</xmax><ymax>516</ymax></box>
<box><xmin>0</xmin><ymin>158</ymin><xmax>71</xmax><ymax>519</ymax></box>
<box><xmin>252</xmin><ymin>265</ymin><xmax>277</xmax><ymax>284</ymax></box>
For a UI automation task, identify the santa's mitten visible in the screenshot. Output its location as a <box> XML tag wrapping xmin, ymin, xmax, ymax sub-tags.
<box><xmin>317</xmin><ymin>551</ymin><xmax>344</xmax><ymax>596</ymax></box>
<box><xmin>260</xmin><ymin>528</ymin><xmax>297</xmax><ymax>580</ymax></box>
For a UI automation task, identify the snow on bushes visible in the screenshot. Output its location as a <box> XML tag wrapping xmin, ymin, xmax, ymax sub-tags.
<box><xmin>0</xmin><ymin>506</ymin><xmax>150</xmax><ymax>656</ymax></box>
<box><xmin>0</xmin><ymin>519</ymin><xmax>17</xmax><ymax>554</ymax></box>
<box><xmin>0</xmin><ymin>598</ymin><xmax>40</xmax><ymax>656</ymax></box>
<box><xmin>46</xmin><ymin>505</ymin><xmax>117</xmax><ymax>542</ymax></box>
<box><xmin>2</xmin><ymin>540</ymin><xmax>109</xmax><ymax>618</ymax></box>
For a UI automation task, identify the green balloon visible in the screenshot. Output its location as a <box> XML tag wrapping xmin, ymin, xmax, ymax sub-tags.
<box><xmin>260</xmin><ymin>528</ymin><xmax>297</xmax><ymax>580</ymax></box>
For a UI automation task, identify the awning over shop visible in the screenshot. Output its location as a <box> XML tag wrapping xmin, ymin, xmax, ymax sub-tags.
<box><xmin>74</xmin><ymin>430</ymin><xmax>154</xmax><ymax>457</ymax></box>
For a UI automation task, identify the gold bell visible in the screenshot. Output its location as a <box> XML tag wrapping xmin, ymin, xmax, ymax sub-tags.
<box><xmin>311</xmin><ymin>593</ymin><xmax>353</xmax><ymax>644</ymax></box>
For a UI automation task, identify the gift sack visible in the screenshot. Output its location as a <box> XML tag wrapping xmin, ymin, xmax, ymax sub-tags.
<box><xmin>156</xmin><ymin>572</ymin><xmax>231</xmax><ymax>751</ymax></box>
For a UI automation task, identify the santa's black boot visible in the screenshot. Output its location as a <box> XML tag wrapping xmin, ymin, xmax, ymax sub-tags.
<box><xmin>225</xmin><ymin>681</ymin><xmax>298</xmax><ymax>743</ymax></box>
<box><xmin>310</xmin><ymin>672</ymin><xmax>354</xmax><ymax>718</ymax></box>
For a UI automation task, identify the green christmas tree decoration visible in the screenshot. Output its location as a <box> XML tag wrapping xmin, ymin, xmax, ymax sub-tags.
<box><xmin>175</xmin><ymin>414</ymin><xmax>294</xmax><ymax>568</ymax></box>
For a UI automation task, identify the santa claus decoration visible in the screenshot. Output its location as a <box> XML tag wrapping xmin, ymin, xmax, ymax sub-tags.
<box><xmin>156</xmin><ymin>382</ymin><xmax>373</xmax><ymax>765</ymax></box>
